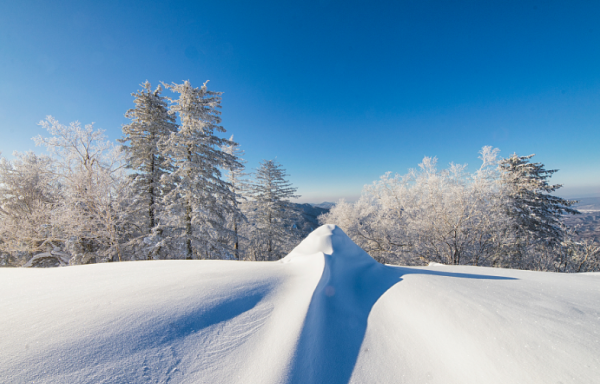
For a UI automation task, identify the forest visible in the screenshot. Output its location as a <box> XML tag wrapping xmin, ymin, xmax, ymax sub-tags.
<box><xmin>0</xmin><ymin>81</ymin><xmax>598</xmax><ymax>272</ymax></box>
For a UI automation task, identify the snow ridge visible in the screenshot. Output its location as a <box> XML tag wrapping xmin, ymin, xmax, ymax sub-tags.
<box><xmin>284</xmin><ymin>225</ymin><xmax>398</xmax><ymax>384</ymax></box>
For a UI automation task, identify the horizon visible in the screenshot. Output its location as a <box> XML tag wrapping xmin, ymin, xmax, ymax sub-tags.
<box><xmin>1</xmin><ymin>0</ymin><xmax>599</xmax><ymax>202</ymax></box>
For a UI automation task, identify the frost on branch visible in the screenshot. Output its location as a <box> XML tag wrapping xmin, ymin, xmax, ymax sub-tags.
<box><xmin>321</xmin><ymin>147</ymin><xmax>591</xmax><ymax>271</ymax></box>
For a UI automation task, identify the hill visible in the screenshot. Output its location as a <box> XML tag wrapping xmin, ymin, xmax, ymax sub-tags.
<box><xmin>572</xmin><ymin>197</ymin><xmax>600</xmax><ymax>212</ymax></box>
<box><xmin>0</xmin><ymin>225</ymin><xmax>598</xmax><ymax>383</ymax></box>
<box><xmin>310</xmin><ymin>202</ymin><xmax>336</xmax><ymax>209</ymax></box>
<box><xmin>291</xmin><ymin>203</ymin><xmax>330</xmax><ymax>234</ymax></box>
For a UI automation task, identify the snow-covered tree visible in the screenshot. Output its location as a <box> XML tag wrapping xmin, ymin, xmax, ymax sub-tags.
<box><xmin>323</xmin><ymin>149</ymin><xmax>507</xmax><ymax>265</ymax></box>
<box><xmin>405</xmin><ymin>148</ymin><xmax>509</xmax><ymax>266</ymax></box>
<box><xmin>223</xmin><ymin>135</ymin><xmax>247</xmax><ymax>260</ymax></box>
<box><xmin>560</xmin><ymin>235</ymin><xmax>600</xmax><ymax>272</ymax></box>
<box><xmin>500</xmin><ymin>154</ymin><xmax>579</xmax><ymax>241</ymax></box>
<box><xmin>0</xmin><ymin>152</ymin><xmax>61</xmax><ymax>266</ymax></box>
<box><xmin>323</xmin><ymin>175</ymin><xmax>413</xmax><ymax>264</ymax></box>
<box><xmin>245</xmin><ymin>159</ymin><xmax>300</xmax><ymax>261</ymax></box>
<box><xmin>120</xmin><ymin>82</ymin><xmax>177</xmax><ymax>236</ymax></box>
<box><xmin>498</xmin><ymin>153</ymin><xmax>579</xmax><ymax>269</ymax></box>
<box><xmin>160</xmin><ymin>81</ymin><xmax>242</xmax><ymax>259</ymax></box>
<box><xmin>35</xmin><ymin>116</ymin><xmax>132</xmax><ymax>264</ymax></box>
<box><xmin>322</xmin><ymin>147</ymin><xmax>587</xmax><ymax>270</ymax></box>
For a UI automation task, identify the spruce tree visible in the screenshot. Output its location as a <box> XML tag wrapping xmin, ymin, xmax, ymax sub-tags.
<box><xmin>120</xmin><ymin>82</ymin><xmax>178</xmax><ymax>234</ymax></box>
<box><xmin>247</xmin><ymin>159</ymin><xmax>300</xmax><ymax>260</ymax></box>
<box><xmin>499</xmin><ymin>154</ymin><xmax>580</xmax><ymax>268</ymax></box>
<box><xmin>161</xmin><ymin>80</ymin><xmax>241</xmax><ymax>259</ymax></box>
<box><xmin>223</xmin><ymin>135</ymin><xmax>247</xmax><ymax>260</ymax></box>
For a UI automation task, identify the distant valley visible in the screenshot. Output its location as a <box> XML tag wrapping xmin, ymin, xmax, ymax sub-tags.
<box><xmin>564</xmin><ymin>197</ymin><xmax>600</xmax><ymax>242</ymax></box>
<box><xmin>292</xmin><ymin>203</ymin><xmax>333</xmax><ymax>234</ymax></box>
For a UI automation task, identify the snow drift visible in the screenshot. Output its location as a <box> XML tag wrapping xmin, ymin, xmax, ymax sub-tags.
<box><xmin>1</xmin><ymin>224</ymin><xmax>599</xmax><ymax>383</ymax></box>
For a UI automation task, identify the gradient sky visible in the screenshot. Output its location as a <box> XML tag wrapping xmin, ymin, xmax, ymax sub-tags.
<box><xmin>1</xmin><ymin>0</ymin><xmax>599</xmax><ymax>203</ymax></box>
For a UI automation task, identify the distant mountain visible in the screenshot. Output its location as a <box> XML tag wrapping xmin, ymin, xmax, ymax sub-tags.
<box><xmin>572</xmin><ymin>197</ymin><xmax>600</xmax><ymax>212</ymax></box>
<box><xmin>310</xmin><ymin>202</ymin><xmax>336</xmax><ymax>209</ymax></box>
<box><xmin>563</xmin><ymin>197</ymin><xmax>600</xmax><ymax>243</ymax></box>
<box><xmin>291</xmin><ymin>203</ymin><xmax>331</xmax><ymax>234</ymax></box>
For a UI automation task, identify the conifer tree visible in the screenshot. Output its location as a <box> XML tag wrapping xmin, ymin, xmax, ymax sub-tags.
<box><xmin>499</xmin><ymin>153</ymin><xmax>580</xmax><ymax>268</ymax></box>
<box><xmin>161</xmin><ymin>80</ymin><xmax>241</xmax><ymax>259</ymax></box>
<box><xmin>499</xmin><ymin>154</ymin><xmax>579</xmax><ymax>241</ymax></box>
<box><xmin>246</xmin><ymin>159</ymin><xmax>300</xmax><ymax>260</ymax></box>
<box><xmin>120</xmin><ymin>82</ymin><xmax>177</xmax><ymax>234</ymax></box>
<box><xmin>223</xmin><ymin>135</ymin><xmax>247</xmax><ymax>260</ymax></box>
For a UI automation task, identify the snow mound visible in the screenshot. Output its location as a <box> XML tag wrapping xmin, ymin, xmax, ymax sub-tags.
<box><xmin>283</xmin><ymin>225</ymin><xmax>394</xmax><ymax>383</ymax></box>
<box><xmin>428</xmin><ymin>261</ymin><xmax>445</xmax><ymax>266</ymax></box>
<box><xmin>1</xmin><ymin>225</ymin><xmax>599</xmax><ymax>384</ymax></box>
<box><xmin>283</xmin><ymin>223</ymin><xmax>375</xmax><ymax>262</ymax></box>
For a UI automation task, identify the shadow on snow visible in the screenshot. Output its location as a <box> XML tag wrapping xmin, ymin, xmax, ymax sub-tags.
<box><xmin>286</xmin><ymin>260</ymin><xmax>516</xmax><ymax>384</ymax></box>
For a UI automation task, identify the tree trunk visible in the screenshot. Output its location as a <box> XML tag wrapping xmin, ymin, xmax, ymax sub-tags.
<box><xmin>233</xmin><ymin>220</ymin><xmax>239</xmax><ymax>260</ymax></box>
<box><xmin>149</xmin><ymin>154</ymin><xmax>155</xmax><ymax>232</ymax></box>
<box><xmin>185</xmin><ymin>199</ymin><xmax>193</xmax><ymax>259</ymax></box>
<box><xmin>185</xmin><ymin>147</ymin><xmax>193</xmax><ymax>260</ymax></box>
<box><xmin>267</xmin><ymin>211</ymin><xmax>272</xmax><ymax>260</ymax></box>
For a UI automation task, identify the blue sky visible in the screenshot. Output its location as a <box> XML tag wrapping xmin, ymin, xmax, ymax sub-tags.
<box><xmin>1</xmin><ymin>0</ymin><xmax>599</xmax><ymax>202</ymax></box>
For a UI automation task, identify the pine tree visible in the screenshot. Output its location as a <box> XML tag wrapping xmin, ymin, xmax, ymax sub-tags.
<box><xmin>499</xmin><ymin>154</ymin><xmax>579</xmax><ymax>241</ymax></box>
<box><xmin>246</xmin><ymin>159</ymin><xmax>300</xmax><ymax>260</ymax></box>
<box><xmin>161</xmin><ymin>80</ymin><xmax>241</xmax><ymax>259</ymax></box>
<box><xmin>498</xmin><ymin>153</ymin><xmax>579</xmax><ymax>268</ymax></box>
<box><xmin>120</xmin><ymin>82</ymin><xmax>178</xmax><ymax>235</ymax></box>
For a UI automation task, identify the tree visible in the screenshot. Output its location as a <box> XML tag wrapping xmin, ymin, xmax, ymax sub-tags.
<box><xmin>322</xmin><ymin>148</ymin><xmax>590</xmax><ymax>271</ymax></box>
<box><xmin>245</xmin><ymin>159</ymin><xmax>300</xmax><ymax>260</ymax></box>
<box><xmin>120</xmin><ymin>81</ymin><xmax>178</xmax><ymax>236</ymax></box>
<box><xmin>322</xmin><ymin>149</ymin><xmax>507</xmax><ymax>266</ymax></box>
<box><xmin>160</xmin><ymin>80</ymin><xmax>241</xmax><ymax>259</ymax></box>
<box><xmin>0</xmin><ymin>152</ymin><xmax>61</xmax><ymax>266</ymax></box>
<box><xmin>498</xmin><ymin>153</ymin><xmax>579</xmax><ymax>269</ymax></box>
<box><xmin>223</xmin><ymin>135</ymin><xmax>247</xmax><ymax>260</ymax></box>
<box><xmin>35</xmin><ymin>116</ymin><xmax>132</xmax><ymax>264</ymax></box>
<box><xmin>406</xmin><ymin>148</ymin><xmax>509</xmax><ymax>266</ymax></box>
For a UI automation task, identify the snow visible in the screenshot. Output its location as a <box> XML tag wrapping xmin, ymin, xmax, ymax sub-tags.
<box><xmin>1</xmin><ymin>224</ymin><xmax>599</xmax><ymax>383</ymax></box>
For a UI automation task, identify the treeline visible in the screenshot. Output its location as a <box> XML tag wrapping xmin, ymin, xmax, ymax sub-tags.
<box><xmin>2</xmin><ymin>81</ymin><xmax>598</xmax><ymax>272</ymax></box>
<box><xmin>321</xmin><ymin>147</ymin><xmax>600</xmax><ymax>272</ymax></box>
<box><xmin>0</xmin><ymin>81</ymin><xmax>303</xmax><ymax>267</ymax></box>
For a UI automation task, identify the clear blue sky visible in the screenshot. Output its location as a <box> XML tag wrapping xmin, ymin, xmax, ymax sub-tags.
<box><xmin>1</xmin><ymin>0</ymin><xmax>599</xmax><ymax>202</ymax></box>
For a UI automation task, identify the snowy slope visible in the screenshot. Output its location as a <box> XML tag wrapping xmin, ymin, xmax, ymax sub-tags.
<box><xmin>1</xmin><ymin>225</ymin><xmax>599</xmax><ymax>384</ymax></box>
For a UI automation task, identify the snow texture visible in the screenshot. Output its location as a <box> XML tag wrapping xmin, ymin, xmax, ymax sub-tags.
<box><xmin>1</xmin><ymin>224</ymin><xmax>599</xmax><ymax>383</ymax></box>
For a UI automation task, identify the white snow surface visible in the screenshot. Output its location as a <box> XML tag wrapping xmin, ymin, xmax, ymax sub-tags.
<box><xmin>1</xmin><ymin>224</ymin><xmax>599</xmax><ymax>383</ymax></box>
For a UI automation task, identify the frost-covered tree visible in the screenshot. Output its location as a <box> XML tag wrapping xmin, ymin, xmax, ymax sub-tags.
<box><xmin>498</xmin><ymin>153</ymin><xmax>579</xmax><ymax>269</ymax></box>
<box><xmin>223</xmin><ymin>135</ymin><xmax>247</xmax><ymax>260</ymax></box>
<box><xmin>323</xmin><ymin>148</ymin><xmax>507</xmax><ymax>265</ymax></box>
<box><xmin>35</xmin><ymin>116</ymin><xmax>132</xmax><ymax>264</ymax></box>
<box><xmin>160</xmin><ymin>81</ymin><xmax>241</xmax><ymax>259</ymax></box>
<box><xmin>322</xmin><ymin>147</ymin><xmax>587</xmax><ymax>271</ymax></box>
<box><xmin>406</xmin><ymin>148</ymin><xmax>509</xmax><ymax>266</ymax></box>
<box><xmin>465</xmin><ymin>147</ymin><xmax>509</xmax><ymax>266</ymax></box>
<box><xmin>559</xmin><ymin>232</ymin><xmax>600</xmax><ymax>272</ymax></box>
<box><xmin>0</xmin><ymin>152</ymin><xmax>61</xmax><ymax>266</ymax></box>
<box><xmin>120</xmin><ymin>82</ymin><xmax>177</xmax><ymax>235</ymax></box>
<box><xmin>245</xmin><ymin>159</ymin><xmax>300</xmax><ymax>261</ymax></box>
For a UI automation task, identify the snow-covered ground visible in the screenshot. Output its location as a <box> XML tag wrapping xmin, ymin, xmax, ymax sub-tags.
<box><xmin>1</xmin><ymin>225</ymin><xmax>599</xmax><ymax>383</ymax></box>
